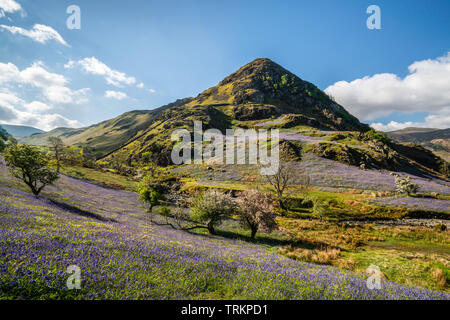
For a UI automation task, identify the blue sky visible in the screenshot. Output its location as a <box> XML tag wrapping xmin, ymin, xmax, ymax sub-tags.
<box><xmin>0</xmin><ymin>0</ymin><xmax>449</xmax><ymax>131</ymax></box>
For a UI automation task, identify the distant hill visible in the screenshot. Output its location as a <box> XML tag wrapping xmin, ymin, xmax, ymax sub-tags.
<box><xmin>387</xmin><ymin>127</ymin><xmax>450</xmax><ymax>161</ymax></box>
<box><xmin>18</xmin><ymin>100</ymin><xmax>191</xmax><ymax>158</ymax></box>
<box><xmin>387</xmin><ymin>127</ymin><xmax>450</xmax><ymax>141</ymax></box>
<box><xmin>0</xmin><ymin>124</ymin><xmax>45</xmax><ymax>137</ymax></box>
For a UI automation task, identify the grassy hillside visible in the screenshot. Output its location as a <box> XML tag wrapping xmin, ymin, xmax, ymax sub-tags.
<box><xmin>18</xmin><ymin>99</ymin><xmax>194</xmax><ymax>158</ymax></box>
<box><xmin>102</xmin><ymin>58</ymin><xmax>369</xmax><ymax>165</ymax></box>
<box><xmin>18</xmin><ymin>110</ymin><xmax>156</xmax><ymax>158</ymax></box>
<box><xmin>17</xmin><ymin>127</ymin><xmax>82</xmax><ymax>145</ymax></box>
<box><xmin>388</xmin><ymin>127</ymin><xmax>450</xmax><ymax>141</ymax></box>
<box><xmin>18</xmin><ymin>110</ymin><xmax>162</xmax><ymax>158</ymax></box>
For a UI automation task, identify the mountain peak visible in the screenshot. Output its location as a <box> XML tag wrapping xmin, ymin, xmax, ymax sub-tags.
<box><xmin>219</xmin><ymin>58</ymin><xmax>289</xmax><ymax>86</ymax></box>
<box><xmin>244</xmin><ymin>57</ymin><xmax>279</xmax><ymax>68</ymax></box>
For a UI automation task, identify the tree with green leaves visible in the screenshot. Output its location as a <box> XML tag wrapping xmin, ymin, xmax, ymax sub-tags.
<box><xmin>190</xmin><ymin>190</ymin><xmax>236</xmax><ymax>234</ymax></box>
<box><xmin>110</xmin><ymin>149</ymin><xmax>129</xmax><ymax>174</ymax></box>
<box><xmin>137</xmin><ymin>174</ymin><xmax>179</xmax><ymax>211</ymax></box>
<box><xmin>138</xmin><ymin>186</ymin><xmax>163</xmax><ymax>212</ymax></box>
<box><xmin>4</xmin><ymin>144</ymin><xmax>59</xmax><ymax>196</ymax></box>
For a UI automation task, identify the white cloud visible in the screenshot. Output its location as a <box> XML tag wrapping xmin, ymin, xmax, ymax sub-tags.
<box><xmin>23</xmin><ymin>101</ymin><xmax>52</xmax><ymax>113</ymax></box>
<box><xmin>370</xmin><ymin>121</ymin><xmax>419</xmax><ymax>132</ymax></box>
<box><xmin>0</xmin><ymin>0</ymin><xmax>23</xmax><ymax>16</ymax></box>
<box><xmin>0</xmin><ymin>91</ymin><xmax>21</xmax><ymax>105</ymax></box>
<box><xmin>0</xmin><ymin>61</ymin><xmax>89</xmax><ymax>104</ymax></box>
<box><xmin>0</xmin><ymin>101</ymin><xmax>19</xmax><ymax>122</ymax></box>
<box><xmin>64</xmin><ymin>60</ymin><xmax>75</xmax><ymax>69</ymax></box>
<box><xmin>67</xmin><ymin>57</ymin><xmax>136</xmax><ymax>87</ymax></box>
<box><xmin>325</xmin><ymin>52</ymin><xmax>450</xmax><ymax>130</ymax></box>
<box><xmin>371</xmin><ymin>108</ymin><xmax>450</xmax><ymax>132</ymax></box>
<box><xmin>0</xmin><ymin>24</ymin><xmax>68</xmax><ymax>46</ymax></box>
<box><xmin>0</xmin><ymin>91</ymin><xmax>82</xmax><ymax>131</ymax></box>
<box><xmin>137</xmin><ymin>82</ymin><xmax>144</xmax><ymax>89</ymax></box>
<box><xmin>32</xmin><ymin>114</ymin><xmax>82</xmax><ymax>131</ymax></box>
<box><xmin>148</xmin><ymin>88</ymin><xmax>156</xmax><ymax>93</ymax></box>
<box><xmin>43</xmin><ymin>86</ymin><xmax>89</xmax><ymax>104</ymax></box>
<box><xmin>0</xmin><ymin>62</ymin><xmax>20</xmax><ymax>84</ymax></box>
<box><xmin>20</xmin><ymin>61</ymin><xmax>67</xmax><ymax>88</ymax></box>
<box><xmin>0</xmin><ymin>60</ymin><xmax>88</xmax><ymax>131</ymax></box>
<box><xmin>105</xmin><ymin>90</ymin><xmax>128</xmax><ymax>100</ymax></box>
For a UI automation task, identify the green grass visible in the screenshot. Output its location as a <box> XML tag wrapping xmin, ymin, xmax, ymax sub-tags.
<box><xmin>278</xmin><ymin>218</ymin><xmax>449</xmax><ymax>292</ymax></box>
<box><xmin>61</xmin><ymin>165</ymin><xmax>138</xmax><ymax>192</ymax></box>
<box><xmin>342</xmin><ymin>246</ymin><xmax>449</xmax><ymax>292</ymax></box>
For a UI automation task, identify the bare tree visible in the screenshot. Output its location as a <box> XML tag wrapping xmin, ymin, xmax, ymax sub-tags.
<box><xmin>264</xmin><ymin>162</ymin><xmax>291</xmax><ymax>210</ymax></box>
<box><xmin>48</xmin><ymin>137</ymin><xmax>64</xmax><ymax>172</ymax></box>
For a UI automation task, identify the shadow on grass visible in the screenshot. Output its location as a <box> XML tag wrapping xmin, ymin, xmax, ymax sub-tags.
<box><xmin>47</xmin><ymin>198</ymin><xmax>117</xmax><ymax>222</ymax></box>
<box><xmin>211</xmin><ymin>229</ymin><xmax>335</xmax><ymax>251</ymax></box>
<box><xmin>212</xmin><ymin>229</ymin><xmax>293</xmax><ymax>247</ymax></box>
<box><xmin>150</xmin><ymin>211</ymin><xmax>336</xmax><ymax>249</ymax></box>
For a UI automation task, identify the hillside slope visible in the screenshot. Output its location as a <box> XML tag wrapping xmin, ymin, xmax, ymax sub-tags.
<box><xmin>18</xmin><ymin>99</ymin><xmax>192</xmax><ymax>158</ymax></box>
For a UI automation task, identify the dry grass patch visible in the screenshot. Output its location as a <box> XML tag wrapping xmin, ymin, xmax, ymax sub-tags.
<box><xmin>431</xmin><ymin>268</ymin><xmax>447</xmax><ymax>290</ymax></box>
<box><xmin>279</xmin><ymin>246</ymin><xmax>341</xmax><ymax>265</ymax></box>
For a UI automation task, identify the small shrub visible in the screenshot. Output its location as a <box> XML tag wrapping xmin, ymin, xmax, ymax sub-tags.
<box><xmin>303</xmin><ymin>196</ymin><xmax>329</xmax><ymax>220</ymax></box>
<box><xmin>336</xmin><ymin>259</ymin><xmax>357</xmax><ymax>270</ymax></box>
<box><xmin>157</xmin><ymin>206</ymin><xmax>171</xmax><ymax>217</ymax></box>
<box><xmin>394</xmin><ymin>176</ymin><xmax>419</xmax><ymax>196</ymax></box>
<box><xmin>434</xmin><ymin>223</ymin><xmax>447</xmax><ymax>231</ymax></box>
<box><xmin>172</xmin><ymin>206</ymin><xmax>190</xmax><ymax>222</ymax></box>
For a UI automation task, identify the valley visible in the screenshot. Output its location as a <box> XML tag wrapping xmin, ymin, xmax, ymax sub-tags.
<box><xmin>1</xmin><ymin>58</ymin><xmax>449</xmax><ymax>299</ymax></box>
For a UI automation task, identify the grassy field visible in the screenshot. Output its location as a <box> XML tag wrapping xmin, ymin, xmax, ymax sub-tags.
<box><xmin>61</xmin><ymin>165</ymin><xmax>138</xmax><ymax>192</ymax></box>
<box><xmin>0</xmin><ymin>157</ymin><xmax>448</xmax><ymax>299</ymax></box>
